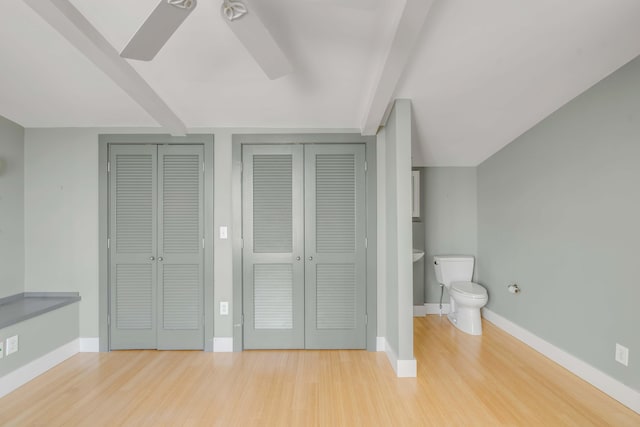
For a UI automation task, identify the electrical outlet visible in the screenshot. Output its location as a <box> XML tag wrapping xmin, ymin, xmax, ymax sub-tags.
<box><xmin>615</xmin><ymin>343</ymin><xmax>629</xmax><ymax>366</ymax></box>
<box><xmin>6</xmin><ymin>335</ymin><xmax>18</xmax><ymax>356</ymax></box>
<box><xmin>220</xmin><ymin>301</ymin><xmax>229</xmax><ymax>315</ymax></box>
<box><xmin>0</xmin><ymin>341</ymin><xmax>4</xmax><ymax>359</ymax></box>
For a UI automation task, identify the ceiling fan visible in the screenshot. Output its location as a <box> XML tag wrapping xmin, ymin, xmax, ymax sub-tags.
<box><xmin>120</xmin><ymin>0</ymin><xmax>292</xmax><ymax>79</ymax></box>
<box><xmin>120</xmin><ymin>0</ymin><xmax>378</xmax><ymax>80</ymax></box>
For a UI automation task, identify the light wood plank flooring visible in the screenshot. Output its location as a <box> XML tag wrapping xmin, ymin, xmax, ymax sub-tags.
<box><xmin>1</xmin><ymin>316</ymin><xmax>638</xmax><ymax>426</ymax></box>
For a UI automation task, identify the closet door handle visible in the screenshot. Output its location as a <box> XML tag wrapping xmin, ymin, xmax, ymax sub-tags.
<box><xmin>158</xmin><ymin>257</ymin><xmax>164</xmax><ymax>262</ymax></box>
<box><xmin>149</xmin><ymin>256</ymin><xmax>155</xmax><ymax>261</ymax></box>
<box><xmin>296</xmin><ymin>256</ymin><xmax>301</xmax><ymax>261</ymax></box>
<box><xmin>308</xmin><ymin>256</ymin><xmax>313</xmax><ymax>261</ymax></box>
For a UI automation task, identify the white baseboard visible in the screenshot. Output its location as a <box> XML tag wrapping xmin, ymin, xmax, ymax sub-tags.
<box><xmin>397</xmin><ymin>358</ymin><xmax>418</xmax><ymax>377</ymax></box>
<box><xmin>482</xmin><ymin>308</ymin><xmax>640</xmax><ymax>414</ymax></box>
<box><xmin>413</xmin><ymin>302</ymin><xmax>450</xmax><ymax>317</ymax></box>
<box><xmin>213</xmin><ymin>337</ymin><xmax>233</xmax><ymax>352</ymax></box>
<box><xmin>413</xmin><ymin>305</ymin><xmax>428</xmax><ymax>316</ymax></box>
<box><xmin>376</xmin><ymin>337</ymin><xmax>385</xmax><ymax>352</ymax></box>
<box><xmin>0</xmin><ymin>338</ymin><xmax>79</xmax><ymax>399</ymax></box>
<box><xmin>414</xmin><ymin>304</ymin><xmax>450</xmax><ymax>316</ymax></box>
<box><xmin>425</xmin><ymin>303</ymin><xmax>450</xmax><ymax>315</ymax></box>
<box><xmin>79</xmin><ymin>337</ymin><xmax>99</xmax><ymax>352</ymax></box>
<box><xmin>383</xmin><ymin>338</ymin><xmax>417</xmax><ymax>378</ymax></box>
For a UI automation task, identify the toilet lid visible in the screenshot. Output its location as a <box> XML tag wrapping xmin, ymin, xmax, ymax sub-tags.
<box><xmin>450</xmin><ymin>281</ymin><xmax>487</xmax><ymax>299</ymax></box>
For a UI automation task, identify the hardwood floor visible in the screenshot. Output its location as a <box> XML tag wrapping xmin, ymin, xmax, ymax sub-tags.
<box><xmin>1</xmin><ymin>316</ymin><xmax>638</xmax><ymax>426</ymax></box>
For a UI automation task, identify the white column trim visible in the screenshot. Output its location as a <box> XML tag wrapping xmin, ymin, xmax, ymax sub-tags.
<box><xmin>383</xmin><ymin>338</ymin><xmax>417</xmax><ymax>378</ymax></box>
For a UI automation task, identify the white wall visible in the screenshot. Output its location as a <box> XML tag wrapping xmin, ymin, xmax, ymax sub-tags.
<box><xmin>0</xmin><ymin>116</ymin><xmax>24</xmax><ymax>299</ymax></box>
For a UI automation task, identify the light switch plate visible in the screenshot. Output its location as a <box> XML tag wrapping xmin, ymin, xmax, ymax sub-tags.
<box><xmin>220</xmin><ymin>226</ymin><xmax>228</xmax><ymax>240</ymax></box>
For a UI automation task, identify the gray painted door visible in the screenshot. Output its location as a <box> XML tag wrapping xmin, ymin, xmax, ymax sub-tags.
<box><xmin>242</xmin><ymin>145</ymin><xmax>305</xmax><ymax>349</ymax></box>
<box><xmin>110</xmin><ymin>145</ymin><xmax>158</xmax><ymax>349</ymax></box>
<box><xmin>242</xmin><ymin>144</ymin><xmax>366</xmax><ymax>349</ymax></box>
<box><xmin>109</xmin><ymin>144</ymin><xmax>204</xmax><ymax>350</ymax></box>
<box><xmin>304</xmin><ymin>145</ymin><xmax>367</xmax><ymax>349</ymax></box>
<box><xmin>156</xmin><ymin>145</ymin><xmax>204</xmax><ymax>349</ymax></box>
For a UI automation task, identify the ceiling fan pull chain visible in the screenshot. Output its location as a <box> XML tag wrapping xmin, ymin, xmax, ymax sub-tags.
<box><xmin>222</xmin><ymin>0</ymin><xmax>248</xmax><ymax>21</ymax></box>
<box><xmin>167</xmin><ymin>0</ymin><xmax>195</xmax><ymax>9</ymax></box>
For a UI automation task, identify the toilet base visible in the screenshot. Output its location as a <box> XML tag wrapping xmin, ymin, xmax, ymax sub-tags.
<box><xmin>447</xmin><ymin>306</ymin><xmax>483</xmax><ymax>335</ymax></box>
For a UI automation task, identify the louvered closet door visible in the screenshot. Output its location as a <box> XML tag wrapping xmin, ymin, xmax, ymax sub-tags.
<box><xmin>304</xmin><ymin>145</ymin><xmax>367</xmax><ymax>349</ymax></box>
<box><xmin>242</xmin><ymin>145</ymin><xmax>305</xmax><ymax>349</ymax></box>
<box><xmin>110</xmin><ymin>145</ymin><xmax>158</xmax><ymax>349</ymax></box>
<box><xmin>157</xmin><ymin>145</ymin><xmax>204</xmax><ymax>350</ymax></box>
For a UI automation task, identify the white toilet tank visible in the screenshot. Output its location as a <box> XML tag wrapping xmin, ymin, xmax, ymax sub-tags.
<box><xmin>434</xmin><ymin>256</ymin><xmax>475</xmax><ymax>287</ymax></box>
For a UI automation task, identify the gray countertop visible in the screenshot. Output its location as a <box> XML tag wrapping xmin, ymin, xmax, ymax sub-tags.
<box><xmin>0</xmin><ymin>292</ymin><xmax>81</xmax><ymax>330</ymax></box>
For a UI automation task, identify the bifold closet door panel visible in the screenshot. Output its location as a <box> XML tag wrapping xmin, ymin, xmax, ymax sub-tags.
<box><xmin>304</xmin><ymin>144</ymin><xmax>367</xmax><ymax>349</ymax></box>
<box><xmin>242</xmin><ymin>145</ymin><xmax>305</xmax><ymax>349</ymax></box>
<box><xmin>157</xmin><ymin>145</ymin><xmax>205</xmax><ymax>350</ymax></box>
<box><xmin>109</xmin><ymin>145</ymin><xmax>158</xmax><ymax>350</ymax></box>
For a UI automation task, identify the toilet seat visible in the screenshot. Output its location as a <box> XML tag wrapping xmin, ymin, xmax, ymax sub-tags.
<box><xmin>450</xmin><ymin>281</ymin><xmax>487</xmax><ymax>299</ymax></box>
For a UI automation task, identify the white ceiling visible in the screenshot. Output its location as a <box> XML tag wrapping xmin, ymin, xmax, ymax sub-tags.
<box><xmin>398</xmin><ymin>0</ymin><xmax>640</xmax><ymax>165</ymax></box>
<box><xmin>1</xmin><ymin>0</ymin><xmax>640</xmax><ymax>165</ymax></box>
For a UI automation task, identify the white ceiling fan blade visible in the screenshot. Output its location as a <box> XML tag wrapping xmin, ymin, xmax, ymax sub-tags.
<box><xmin>223</xmin><ymin>2</ymin><xmax>292</xmax><ymax>80</ymax></box>
<box><xmin>121</xmin><ymin>0</ymin><xmax>198</xmax><ymax>61</ymax></box>
<box><xmin>304</xmin><ymin>0</ymin><xmax>380</xmax><ymax>11</ymax></box>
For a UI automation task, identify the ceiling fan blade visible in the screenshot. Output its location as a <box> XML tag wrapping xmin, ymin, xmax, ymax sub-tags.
<box><xmin>304</xmin><ymin>0</ymin><xmax>380</xmax><ymax>11</ymax></box>
<box><xmin>223</xmin><ymin>2</ymin><xmax>292</xmax><ymax>80</ymax></box>
<box><xmin>121</xmin><ymin>0</ymin><xmax>197</xmax><ymax>61</ymax></box>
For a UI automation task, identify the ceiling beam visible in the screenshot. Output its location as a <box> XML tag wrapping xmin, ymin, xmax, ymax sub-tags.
<box><xmin>360</xmin><ymin>0</ymin><xmax>434</xmax><ymax>135</ymax></box>
<box><xmin>24</xmin><ymin>0</ymin><xmax>187</xmax><ymax>136</ymax></box>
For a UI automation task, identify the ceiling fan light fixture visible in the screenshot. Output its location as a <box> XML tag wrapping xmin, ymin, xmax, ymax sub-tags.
<box><xmin>222</xmin><ymin>0</ymin><xmax>248</xmax><ymax>21</ymax></box>
<box><xmin>168</xmin><ymin>0</ymin><xmax>195</xmax><ymax>9</ymax></box>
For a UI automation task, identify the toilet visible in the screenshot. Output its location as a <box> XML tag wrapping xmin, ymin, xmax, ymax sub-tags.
<box><xmin>433</xmin><ymin>255</ymin><xmax>488</xmax><ymax>335</ymax></box>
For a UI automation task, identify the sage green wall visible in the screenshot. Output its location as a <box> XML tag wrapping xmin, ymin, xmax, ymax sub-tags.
<box><xmin>478</xmin><ymin>56</ymin><xmax>640</xmax><ymax>391</ymax></box>
<box><xmin>23</xmin><ymin>127</ymin><xmax>376</xmax><ymax>349</ymax></box>
<box><xmin>0</xmin><ymin>303</ymin><xmax>78</xmax><ymax>378</ymax></box>
<box><xmin>381</xmin><ymin>100</ymin><xmax>415</xmax><ymax>363</ymax></box>
<box><xmin>0</xmin><ymin>115</ymin><xmax>24</xmax><ymax>299</ymax></box>
<box><xmin>411</xmin><ymin>168</ymin><xmax>425</xmax><ymax>304</ymax></box>
<box><xmin>423</xmin><ymin>167</ymin><xmax>477</xmax><ymax>304</ymax></box>
<box><xmin>412</xmin><ymin>217</ymin><xmax>425</xmax><ymax>304</ymax></box>
<box><xmin>24</xmin><ymin>129</ymin><xmax>102</xmax><ymax>338</ymax></box>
